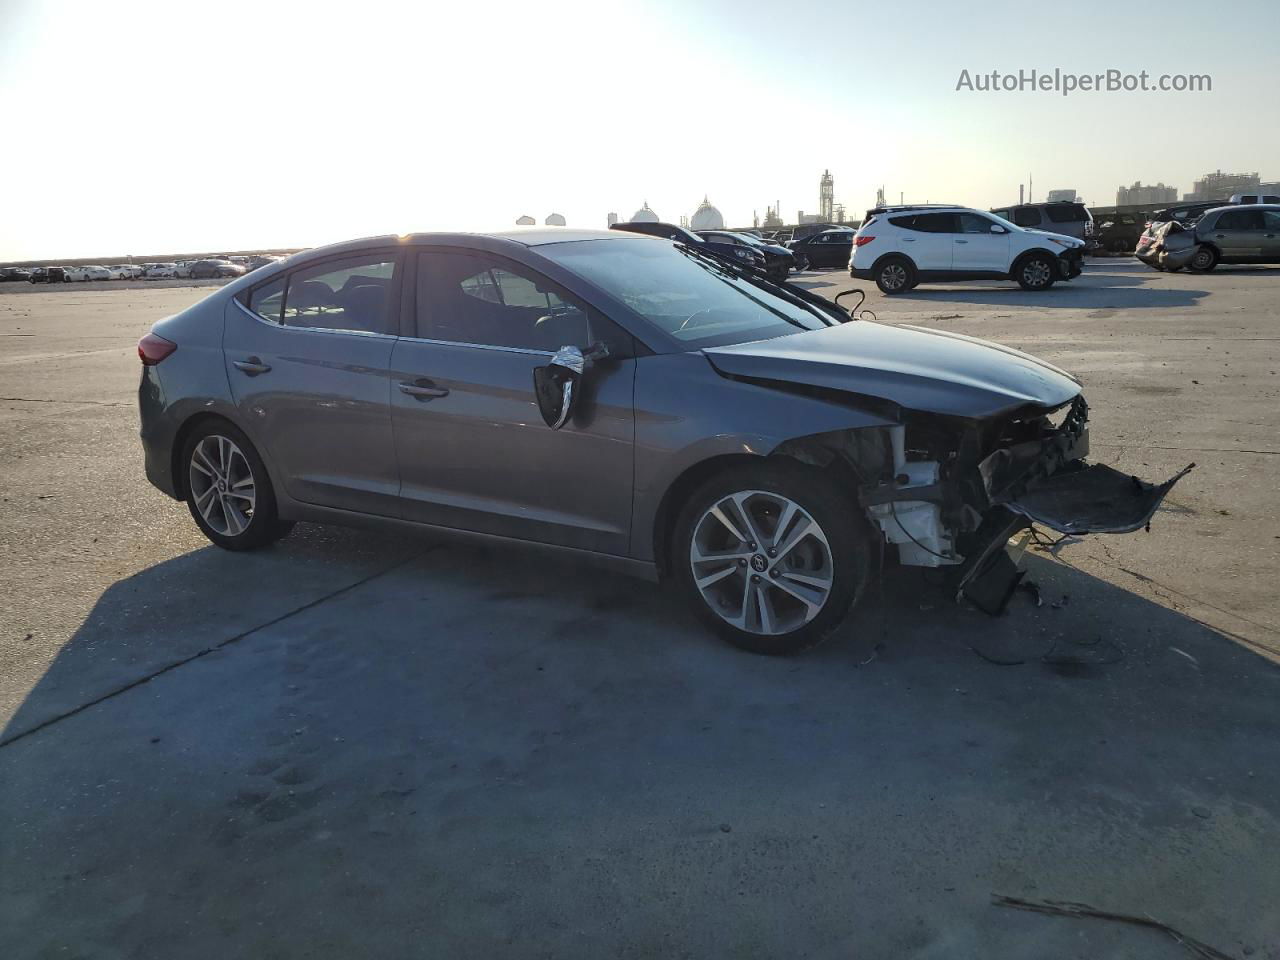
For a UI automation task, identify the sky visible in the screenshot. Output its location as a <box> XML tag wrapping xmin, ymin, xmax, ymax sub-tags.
<box><xmin>1</xmin><ymin>0</ymin><xmax>1277</xmax><ymax>261</ymax></box>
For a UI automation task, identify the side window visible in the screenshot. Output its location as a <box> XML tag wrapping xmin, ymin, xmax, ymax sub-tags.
<box><xmin>417</xmin><ymin>252</ymin><xmax>590</xmax><ymax>351</ymax></box>
<box><xmin>957</xmin><ymin>213</ymin><xmax>994</xmax><ymax>234</ymax></box>
<box><xmin>1263</xmin><ymin>211</ymin><xmax>1280</xmax><ymax>231</ymax></box>
<box><xmin>916</xmin><ymin>213</ymin><xmax>960</xmax><ymax>233</ymax></box>
<box><xmin>248</xmin><ymin>275</ymin><xmax>285</xmax><ymax>323</ymax></box>
<box><xmin>1045</xmin><ymin>204</ymin><xmax>1087</xmax><ymax>223</ymax></box>
<box><xmin>1012</xmin><ymin>207</ymin><xmax>1042</xmax><ymax>227</ymax></box>
<box><xmin>889</xmin><ymin>215</ymin><xmax>918</xmax><ymax>230</ymax></box>
<box><xmin>281</xmin><ymin>256</ymin><xmax>397</xmax><ymax>334</ymax></box>
<box><xmin>1216</xmin><ymin>210</ymin><xmax>1264</xmax><ymax>230</ymax></box>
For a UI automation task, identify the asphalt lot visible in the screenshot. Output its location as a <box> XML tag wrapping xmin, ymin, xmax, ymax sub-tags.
<box><xmin>2</xmin><ymin>263</ymin><xmax>1279</xmax><ymax>958</ymax></box>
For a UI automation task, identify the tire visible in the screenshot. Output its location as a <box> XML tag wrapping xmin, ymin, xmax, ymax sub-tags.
<box><xmin>1015</xmin><ymin>253</ymin><xmax>1056</xmax><ymax>291</ymax></box>
<box><xmin>874</xmin><ymin>257</ymin><xmax>914</xmax><ymax>295</ymax></box>
<box><xmin>794</xmin><ymin>254</ymin><xmax>809</xmax><ymax>272</ymax></box>
<box><xmin>182</xmin><ymin>420</ymin><xmax>292</xmax><ymax>551</ymax></box>
<box><xmin>1188</xmin><ymin>245</ymin><xmax>1218</xmax><ymax>273</ymax></box>
<box><xmin>672</xmin><ymin>460</ymin><xmax>871</xmax><ymax>656</ymax></box>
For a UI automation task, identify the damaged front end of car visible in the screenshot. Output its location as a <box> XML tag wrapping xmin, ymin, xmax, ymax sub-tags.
<box><xmin>853</xmin><ymin>394</ymin><xmax>1193</xmax><ymax>612</ymax></box>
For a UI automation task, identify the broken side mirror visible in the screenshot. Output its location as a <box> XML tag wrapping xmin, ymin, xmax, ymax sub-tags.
<box><xmin>533</xmin><ymin>342</ymin><xmax>608</xmax><ymax>429</ymax></box>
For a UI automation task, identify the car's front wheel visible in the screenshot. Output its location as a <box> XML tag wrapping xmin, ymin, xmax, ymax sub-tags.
<box><xmin>1016</xmin><ymin>253</ymin><xmax>1056</xmax><ymax>291</ymax></box>
<box><xmin>182</xmin><ymin>421</ymin><xmax>292</xmax><ymax>551</ymax></box>
<box><xmin>674</xmin><ymin>461</ymin><xmax>870</xmax><ymax>655</ymax></box>
<box><xmin>874</xmin><ymin>257</ymin><xmax>914</xmax><ymax>295</ymax></box>
<box><xmin>794</xmin><ymin>253</ymin><xmax>809</xmax><ymax>272</ymax></box>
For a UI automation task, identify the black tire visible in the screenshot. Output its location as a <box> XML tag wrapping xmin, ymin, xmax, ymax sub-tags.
<box><xmin>181</xmin><ymin>420</ymin><xmax>292</xmax><ymax>551</ymax></box>
<box><xmin>1015</xmin><ymin>253</ymin><xmax>1057</xmax><ymax>291</ymax></box>
<box><xmin>795</xmin><ymin>254</ymin><xmax>809</xmax><ymax>272</ymax></box>
<box><xmin>874</xmin><ymin>256</ymin><xmax>914</xmax><ymax>295</ymax></box>
<box><xmin>672</xmin><ymin>459</ymin><xmax>871</xmax><ymax>656</ymax></box>
<box><xmin>1188</xmin><ymin>245</ymin><xmax>1218</xmax><ymax>273</ymax></box>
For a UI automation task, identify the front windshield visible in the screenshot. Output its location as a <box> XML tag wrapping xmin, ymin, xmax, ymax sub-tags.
<box><xmin>541</xmin><ymin>238</ymin><xmax>835</xmax><ymax>349</ymax></box>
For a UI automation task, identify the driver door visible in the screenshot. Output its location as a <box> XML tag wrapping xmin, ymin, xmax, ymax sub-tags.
<box><xmin>389</xmin><ymin>249</ymin><xmax>636</xmax><ymax>555</ymax></box>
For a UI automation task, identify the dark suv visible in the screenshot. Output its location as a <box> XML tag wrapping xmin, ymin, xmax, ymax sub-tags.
<box><xmin>990</xmin><ymin>201</ymin><xmax>1093</xmax><ymax>245</ymax></box>
<box><xmin>696</xmin><ymin>230</ymin><xmax>795</xmax><ymax>282</ymax></box>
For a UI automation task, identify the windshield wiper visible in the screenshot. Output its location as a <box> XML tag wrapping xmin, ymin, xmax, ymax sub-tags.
<box><xmin>673</xmin><ymin>242</ymin><xmax>846</xmax><ymax>327</ymax></box>
<box><xmin>673</xmin><ymin>243</ymin><xmax>814</xmax><ymax>332</ymax></box>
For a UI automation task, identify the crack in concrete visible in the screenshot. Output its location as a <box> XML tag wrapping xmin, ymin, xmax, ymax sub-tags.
<box><xmin>1</xmin><ymin>396</ymin><xmax>131</xmax><ymax>408</ymax></box>
<box><xmin>0</xmin><ymin>551</ymin><xmax>428</xmax><ymax>750</ymax></box>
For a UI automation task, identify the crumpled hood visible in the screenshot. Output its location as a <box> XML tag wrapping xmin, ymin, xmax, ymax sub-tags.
<box><xmin>703</xmin><ymin>320</ymin><xmax>1081</xmax><ymax>419</ymax></box>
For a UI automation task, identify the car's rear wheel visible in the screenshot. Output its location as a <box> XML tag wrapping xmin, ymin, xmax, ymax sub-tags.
<box><xmin>794</xmin><ymin>254</ymin><xmax>809</xmax><ymax>272</ymax></box>
<box><xmin>674</xmin><ymin>461</ymin><xmax>870</xmax><ymax>656</ymax></box>
<box><xmin>183</xmin><ymin>421</ymin><xmax>292</xmax><ymax>551</ymax></box>
<box><xmin>1016</xmin><ymin>253</ymin><xmax>1056</xmax><ymax>291</ymax></box>
<box><xmin>875</xmin><ymin>257</ymin><xmax>914</xmax><ymax>295</ymax></box>
<box><xmin>1188</xmin><ymin>245</ymin><xmax>1218</xmax><ymax>272</ymax></box>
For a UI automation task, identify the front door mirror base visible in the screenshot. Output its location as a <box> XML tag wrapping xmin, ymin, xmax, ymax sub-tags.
<box><xmin>533</xmin><ymin>343</ymin><xmax>609</xmax><ymax>430</ymax></box>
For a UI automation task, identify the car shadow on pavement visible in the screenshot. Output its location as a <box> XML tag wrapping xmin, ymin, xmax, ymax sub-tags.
<box><xmin>3</xmin><ymin>528</ymin><xmax>1280</xmax><ymax>956</ymax></box>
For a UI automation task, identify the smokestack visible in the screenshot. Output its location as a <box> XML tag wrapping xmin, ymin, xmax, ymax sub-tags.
<box><xmin>1019</xmin><ymin>184</ymin><xmax>1024</xmax><ymax>205</ymax></box>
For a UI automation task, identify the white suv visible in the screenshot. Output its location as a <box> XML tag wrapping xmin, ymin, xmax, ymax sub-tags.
<box><xmin>849</xmin><ymin>205</ymin><xmax>1086</xmax><ymax>294</ymax></box>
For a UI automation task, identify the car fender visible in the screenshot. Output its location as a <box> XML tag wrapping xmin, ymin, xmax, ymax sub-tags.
<box><xmin>633</xmin><ymin>352</ymin><xmax>897</xmax><ymax>565</ymax></box>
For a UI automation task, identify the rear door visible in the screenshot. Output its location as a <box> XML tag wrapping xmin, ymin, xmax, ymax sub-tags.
<box><xmin>951</xmin><ymin>212</ymin><xmax>1010</xmax><ymax>272</ymax></box>
<box><xmin>389</xmin><ymin>248</ymin><xmax>636</xmax><ymax>554</ymax></box>
<box><xmin>1263</xmin><ymin>211</ymin><xmax>1280</xmax><ymax>260</ymax></box>
<box><xmin>892</xmin><ymin>213</ymin><xmax>956</xmax><ymax>272</ymax></box>
<box><xmin>1208</xmin><ymin>209</ymin><xmax>1266</xmax><ymax>260</ymax></box>
<box><xmin>811</xmin><ymin>231</ymin><xmax>853</xmax><ymax>267</ymax></box>
<box><xmin>227</xmin><ymin>252</ymin><xmax>402</xmax><ymax>516</ymax></box>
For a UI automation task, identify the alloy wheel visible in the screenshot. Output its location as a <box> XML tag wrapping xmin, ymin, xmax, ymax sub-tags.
<box><xmin>689</xmin><ymin>490</ymin><xmax>834</xmax><ymax>636</ymax></box>
<box><xmin>880</xmin><ymin>263</ymin><xmax>907</xmax><ymax>291</ymax></box>
<box><xmin>188</xmin><ymin>434</ymin><xmax>256</xmax><ymax>536</ymax></box>
<box><xmin>1022</xmin><ymin>259</ymin><xmax>1052</xmax><ymax>288</ymax></box>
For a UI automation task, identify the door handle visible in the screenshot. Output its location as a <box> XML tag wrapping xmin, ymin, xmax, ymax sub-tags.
<box><xmin>399</xmin><ymin>380</ymin><xmax>449</xmax><ymax>400</ymax></box>
<box><xmin>902</xmin><ymin>237</ymin><xmax>915</xmax><ymax>242</ymax></box>
<box><xmin>233</xmin><ymin>357</ymin><xmax>271</xmax><ymax>376</ymax></box>
<box><xmin>955</xmin><ymin>239</ymin><xmax>969</xmax><ymax>244</ymax></box>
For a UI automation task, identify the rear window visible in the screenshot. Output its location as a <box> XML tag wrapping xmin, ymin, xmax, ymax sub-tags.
<box><xmin>1011</xmin><ymin>207</ymin><xmax>1042</xmax><ymax>227</ymax></box>
<box><xmin>1045</xmin><ymin>204</ymin><xmax>1088</xmax><ymax>223</ymax></box>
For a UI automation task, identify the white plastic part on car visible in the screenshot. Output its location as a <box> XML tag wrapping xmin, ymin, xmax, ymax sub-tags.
<box><xmin>866</xmin><ymin>425</ymin><xmax>962</xmax><ymax>568</ymax></box>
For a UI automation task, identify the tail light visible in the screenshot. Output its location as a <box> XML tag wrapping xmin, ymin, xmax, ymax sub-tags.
<box><xmin>138</xmin><ymin>332</ymin><xmax>177</xmax><ymax>365</ymax></box>
<box><xmin>854</xmin><ymin>235</ymin><xmax>875</xmax><ymax>247</ymax></box>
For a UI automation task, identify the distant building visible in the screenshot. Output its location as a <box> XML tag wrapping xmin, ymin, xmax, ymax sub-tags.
<box><xmin>516</xmin><ymin>215</ymin><xmax>536</xmax><ymax>225</ymax></box>
<box><xmin>606</xmin><ymin>212</ymin><xmax>618</xmax><ymax>226</ymax></box>
<box><xmin>545</xmin><ymin>213</ymin><xmax>566</xmax><ymax>226</ymax></box>
<box><xmin>630</xmin><ymin>201</ymin><xmax>658</xmax><ymax>223</ymax></box>
<box><xmin>819</xmin><ymin>170</ymin><xmax>834</xmax><ymax>222</ymax></box>
<box><xmin>762</xmin><ymin>205</ymin><xmax>783</xmax><ymax>228</ymax></box>
<box><xmin>1046</xmin><ymin>189</ymin><xmax>1078</xmax><ymax>203</ymax></box>
<box><xmin>797</xmin><ymin>211</ymin><xmax>823</xmax><ymax>224</ymax></box>
<box><xmin>690</xmin><ymin>196</ymin><xmax>725</xmax><ymax>231</ymax></box>
<box><xmin>1184</xmin><ymin>170</ymin><xmax>1260</xmax><ymax>201</ymax></box>
<box><xmin>1116</xmin><ymin>181</ymin><xmax>1177</xmax><ymax>205</ymax></box>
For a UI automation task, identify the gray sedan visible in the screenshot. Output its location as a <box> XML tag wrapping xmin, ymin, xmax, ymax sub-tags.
<box><xmin>137</xmin><ymin>229</ymin><xmax>1186</xmax><ymax>654</ymax></box>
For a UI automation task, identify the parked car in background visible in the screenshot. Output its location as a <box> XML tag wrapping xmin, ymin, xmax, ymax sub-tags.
<box><xmin>189</xmin><ymin>259</ymin><xmax>246</xmax><ymax>279</ymax></box>
<box><xmin>1135</xmin><ymin>220</ymin><xmax>1185</xmax><ymax>270</ymax></box>
<box><xmin>696</xmin><ymin>230</ymin><xmax>795</xmax><ymax>281</ymax></box>
<box><xmin>106</xmin><ymin>264</ymin><xmax>142</xmax><ymax>280</ymax></box>
<box><xmin>851</xmin><ymin>205</ymin><xmax>1085</xmax><ymax>294</ymax></box>
<box><xmin>246</xmin><ymin>255</ymin><xmax>281</xmax><ymax>272</ymax></box>
<box><xmin>64</xmin><ymin>265</ymin><xmax>112</xmax><ymax>281</ymax></box>
<box><xmin>27</xmin><ymin>266</ymin><xmax>66</xmax><ymax>283</ymax></box>
<box><xmin>1094</xmin><ymin>214</ymin><xmax>1143</xmax><ymax>253</ymax></box>
<box><xmin>610</xmin><ymin>221</ymin><xmax>768</xmax><ymax>272</ymax></box>
<box><xmin>173</xmin><ymin>262</ymin><xmax>193</xmax><ymax>279</ymax></box>
<box><xmin>145</xmin><ymin>263</ymin><xmax>179</xmax><ymax>279</ymax></box>
<box><xmin>0</xmin><ymin>267</ymin><xmax>32</xmax><ymax>282</ymax></box>
<box><xmin>786</xmin><ymin>229</ymin><xmax>855</xmax><ymax>270</ymax></box>
<box><xmin>1158</xmin><ymin>204</ymin><xmax>1280</xmax><ymax>272</ymax></box>
<box><xmin>136</xmin><ymin>228</ymin><xmax>1183</xmax><ymax>655</ymax></box>
<box><xmin>1230</xmin><ymin>193</ymin><xmax>1280</xmax><ymax>205</ymax></box>
<box><xmin>989</xmin><ymin>200</ymin><xmax>1094</xmax><ymax>246</ymax></box>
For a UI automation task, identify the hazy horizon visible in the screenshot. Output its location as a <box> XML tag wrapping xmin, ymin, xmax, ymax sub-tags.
<box><xmin>2</xmin><ymin>0</ymin><xmax>1276</xmax><ymax>261</ymax></box>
